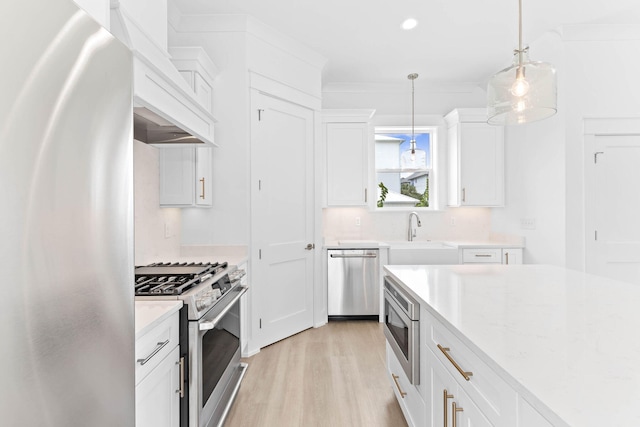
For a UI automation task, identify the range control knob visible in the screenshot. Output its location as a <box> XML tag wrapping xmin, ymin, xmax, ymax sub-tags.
<box><xmin>195</xmin><ymin>295</ymin><xmax>214</xmax><ymax>312</ymax></box>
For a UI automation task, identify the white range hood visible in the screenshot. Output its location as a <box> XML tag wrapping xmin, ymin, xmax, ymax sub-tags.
<box><xmin>110</xmin><ymin>2</ymin><xmax>216</xmax><ymax>146</ymax></box>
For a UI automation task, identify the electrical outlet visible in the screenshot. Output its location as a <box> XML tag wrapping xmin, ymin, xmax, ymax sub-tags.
<box><xmin>450</xmin><ymin>217</ymin><xmax>456</xmax><ymax>226</ymax></box>
<box><xmin>520</xmin><ymin>218</ymin><xmax>536</xmax><ymax>230</ymax></box>
<box><xmin>355</xmin><ymin>217</ymin><xmax>361</xmax><ymax>226</ymax></box>
<box><xmin>164</xmin><ymin>222</ymin><xmax>174</xmax><ymax>238</ymax></box>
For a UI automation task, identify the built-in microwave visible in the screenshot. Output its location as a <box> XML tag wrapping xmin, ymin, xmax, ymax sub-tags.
<box><xmin>383</xmin><ymin>275</ymin><xmax>420</xmax><ymax>384</ymax></box>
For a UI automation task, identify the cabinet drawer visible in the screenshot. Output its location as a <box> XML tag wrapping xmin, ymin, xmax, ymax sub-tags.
<box><xmin>135</xmin><ymin>312</ymin><xmax>179</xmax><ymax>386</ymax></box>
<box><xmin>387</xmin><ymin>343</ymin><xmax>425</xmax><ymax>427</ymax></box>
<box><xmin>462</xmin><ymin>248</ymin><xmax>502</xmax><ymax>263</ymax></box>
<box><xmin>426</xmin><ymin>311</ymin><xmax>516</xmax><ymax>426</ymax></box>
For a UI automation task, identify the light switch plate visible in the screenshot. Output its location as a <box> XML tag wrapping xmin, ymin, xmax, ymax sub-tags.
<box><xmin>520</xmin><ymin>218</ymin><xmax>536</xmax><ymax>230</ymax></box>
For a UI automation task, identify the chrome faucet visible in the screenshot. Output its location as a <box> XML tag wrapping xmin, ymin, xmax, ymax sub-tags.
<box><xmin>408</xmin><ymin>211</ymin><xmax>422</xmax><ymax>241</ymax></box>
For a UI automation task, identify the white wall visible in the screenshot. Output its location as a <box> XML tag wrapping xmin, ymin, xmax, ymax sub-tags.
<box><xmin>133</xmin><ymin>141</ymin><xmax>182</xmax><ymax>264</ymax></box>
<box><xmin>491</xmin><ymin>31</ymin><xmax>567</xmax><ymax>266</ymax></box>
<box><xmin>492</xmin><ymin>22</ymin><xmax>640</xmax><ymax>269</ymax></box>
<box><xmin>563</xmin><ymin>23</ymin><xmax>640</xmax><ymax>271</ymax></box>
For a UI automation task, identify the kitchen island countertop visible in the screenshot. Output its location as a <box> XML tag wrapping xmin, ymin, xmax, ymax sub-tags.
<box><xmin>383</xmin><ymin>264</ymin><xmax>640</xmax><ymax>427</ymax></box>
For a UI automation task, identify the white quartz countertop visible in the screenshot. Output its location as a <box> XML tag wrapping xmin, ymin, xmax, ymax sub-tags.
<box><xmin>323</xmin><ymin>239</ymin><xmax>523</xmax><ymax>249</ymax></box>
<box><xmin>135</xmin><ymin>301</ymin><xmax>183</xmax><ymax>339</ymax></box>
<box><xmin>383</xmin><ymin>264</ymin><xmax>640</xmax><ymax>427</ymax></box>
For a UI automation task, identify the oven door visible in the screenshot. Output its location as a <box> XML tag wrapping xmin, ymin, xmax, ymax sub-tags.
<box><xmin>189</xmin><ymin>286</ymin><xmax>248</xmax><ymax>427</ymax></box>
<box><xmin>383</xmin><ymin>289</ymin><xmax>419</xmax><ymax>384</ymax></box>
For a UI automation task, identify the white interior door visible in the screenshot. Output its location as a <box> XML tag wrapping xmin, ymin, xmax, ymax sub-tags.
<box><xmin>251</xmin><ymin>90</ymin><xmax>314</xmax><ymax>348</ymax></box>
<box><xmin>586</xmin><ymin>134</ymin><xmax>640</xmax><ymax>284</ymax></box>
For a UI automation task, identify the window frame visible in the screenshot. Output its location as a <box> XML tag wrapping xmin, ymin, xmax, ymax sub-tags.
<box><xmin>373</xmin><ymin>125</ymin><xmax>440</xmax><ymax>212</ymax></box>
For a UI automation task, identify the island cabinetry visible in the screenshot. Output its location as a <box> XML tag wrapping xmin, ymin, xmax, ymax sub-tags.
<box><xmin>445</xmin><ymin>108</ymin><xmax>504</xmax><ymax>207</ymax></box>
<box><xmin>159</xmin><ymin>145</ymin><xmax>212</xmax><ymax>207</ymax></box>
<box><xmin>424</xmin><ymin>308</ymin><xmax>517</xmax><ymax>426</ymax></box>
<box><xmin>135</xmin><ymin>311</ymin><xmax>181</xmax><ymax>427</ymax></box>
<box><xmin>427</xmin><ymin>348</ymin><xmax>493</xmax><ymax>427</ymax></box>
<box><xmin>322</xmin><ymin>109</ymin><xmax>375</xmax><ymax>206</ymax></box>
<box><xmin>460</xmin><ymin>248</ymin><xmax>523</xmax><ymax>265</ymax></box>
<box><xmin>386</xmin><ymin>342</ymin><xmax>426</xmax><ymax>427</ymax></box>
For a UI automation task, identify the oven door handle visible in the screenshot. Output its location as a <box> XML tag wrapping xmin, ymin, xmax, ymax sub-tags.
<box><xmin>199</xmin><ymin>286</ymin><xmax>248</xmax><ymax>331</ymax></box>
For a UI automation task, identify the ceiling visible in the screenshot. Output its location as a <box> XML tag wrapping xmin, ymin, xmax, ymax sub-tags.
<box><xmin>172</xmin><ymin>0</ymin><xmax>640</xmax><ymax>89</ymax></box>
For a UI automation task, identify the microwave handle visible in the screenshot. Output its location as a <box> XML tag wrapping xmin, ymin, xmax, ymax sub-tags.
<box><xmin>199</xmin><ymin>286</ymin><xmax>248</xmax><ymax>331</ymax></box>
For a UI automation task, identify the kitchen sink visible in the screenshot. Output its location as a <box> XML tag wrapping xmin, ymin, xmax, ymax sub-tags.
<box><xmin>387</xmin><ymin>241</ymin><xmax>459</xmax><ymax>265</ymax></box>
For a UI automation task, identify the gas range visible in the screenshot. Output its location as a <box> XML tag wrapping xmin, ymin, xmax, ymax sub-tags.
<box><xmin>134</xmin><ymin>261</ymin><xmax>245</xmax><ymax>320</ymax></box>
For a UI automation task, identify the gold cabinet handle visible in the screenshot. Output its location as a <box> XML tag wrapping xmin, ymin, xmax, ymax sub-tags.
<box><xmin>452</xmin><ymin>401</ymin><xmax>464</xmax><ymax>427</ymax></box>
<box><xmin>176</xmin><ymin>356</ymin><xmax>185</xmax><ymax>398</ymax></box>
<box><xmin>505</xmin><ymin>252</ymin><xmax>509</xmax><ymax>264</ymax></box>
<box><xmin>199</xmin><ymin>177</ymin><xmax>205</xmax><ymax>199</ymax></box>
<box><xmin>443</xmin><ymin>389</ymin><xmax>454</xmax><ymax>427</ymax></box>
<box><xmin>391</xmin><ymin>374</ymin><xmax>407</xmax><ymax>398</ymax></box>
<box><xmin>437</xmin><ymin>344</ymin><xmax>473</xmax><ymax>381</ymax></box>
<box><xmin>474</xmin><ymin>254</ymin><xmax>492</xmax><ymax>257</ymax></box>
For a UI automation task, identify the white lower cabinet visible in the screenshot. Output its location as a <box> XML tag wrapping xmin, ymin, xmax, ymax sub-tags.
<box><xmin>136</xmin><ymin>346</ymin><xmax>180</xmax><ymax>427</ymax></box>
<box><xmin>420</xmin><ymin>307</ymin><xmax>558</xmax><ymax>427</ymax></box>
<box><xmin>386</xmin><ymin>343</ymin><xmax>425</xmax><ymax>427</ymax></box>
<box><xmin>460</xmin><ymin>248</ymin><xmax>523</xmax><ymax>265</ymax></box>
<box><xmin>135</xmin><ymin>312</ymin><xmax>181</xmax><ymax>427</ymax></box>
<box><xmin>502</xmin><ymin>248</ymin><xmax>523</xmax><ymax>265</ymax></box>
<box><xmin>427</xmin><ymin>348</ymin><xmax>493</xmax><ymax>427</ymax></box>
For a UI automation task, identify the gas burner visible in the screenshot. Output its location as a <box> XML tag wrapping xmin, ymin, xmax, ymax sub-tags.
<box><xmin>134</xmin><ymin>261</ymin><xmax>228</xmax><ymax>296</ymax></box>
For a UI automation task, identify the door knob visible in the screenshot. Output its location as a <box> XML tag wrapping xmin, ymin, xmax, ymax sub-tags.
<box><xmin>305</xmin><ymin>243</ymin><xmax>315</xmax><ymax>250</ymax></box>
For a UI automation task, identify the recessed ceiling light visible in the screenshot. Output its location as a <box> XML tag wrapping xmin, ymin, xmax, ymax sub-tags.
<box><xmin>401</xmin><ymin>18</ymin><xmax>418</xmax><ymax>30</ymax></box>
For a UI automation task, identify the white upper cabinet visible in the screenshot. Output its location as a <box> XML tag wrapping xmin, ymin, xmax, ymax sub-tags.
<box><xmin>446</xmin><ymin>108</ymin><xmax>504</xmax><ymax>207</ymax></box>
<box><xmin>169</xmin><ymin>47</ymin><xmax>218</xmax><ymax>113</ymax></box>
<box><xmin>323</xmin><ymin>109</ymin><xmax>375</xmax><ymax>207</ymax></box>
<box><xmin>159</xmin><ymin>146</ymin><xmax>212</xmax><ymax>207</ymax></box>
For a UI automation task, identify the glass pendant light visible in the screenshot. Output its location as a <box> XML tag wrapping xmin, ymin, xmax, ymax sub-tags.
<box><xmin>401</xmin><ymin>73</ymin><xmax>426</xmax><ymax>169</ymax></box>
<box><xmin>487</xmin><ymin>0</ymin><xmax>557</xmax><ymax>125</ymax></box>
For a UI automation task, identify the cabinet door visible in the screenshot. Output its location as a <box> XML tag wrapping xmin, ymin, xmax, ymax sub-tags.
<box><xmin>159</xmin><ymin>147</ymin><xmax>212</xmax><ymax>207</ymax></box>
<box><xmin>456</xmin><ymin>386</ymin><xmax>494</xmax><ymax>427</ymax></box>
<box><xmin>428</xmin><ymin>349</ymin><xmax>493</xmax><ymax>427</ymax></box>
<box><xmin>502</xmin><ymin>248</ymin><xmax>523</xmax><ymax>265</ymax></box>
<box><xmin>326</xmin><ymin>122</ymin><xmax>368</xmax><ymax>206</ymax></box>
<box><xmin>458</xmin><ymin>123</ymin><xmax>504</xmax><ymax>206</ymax></box>
<box><xmin>193</xmin><ymin>72</ymin><xmax>213</xmax><ymax>112</ymax></box>
<box><xmin>195</xmin><ymin>146</ymin><xmax>212</xmax><ymax>206</ymax></box>
<box><xmin>428</xmin><ymin>348</ymin><xmax>457</xmax><ymax>427</ymax></box>
<box><xmin>159</xmin><ymin>147</ymin><xmax>195</xmax><ymax>206</ymax></box>
<box><xmin>135</xmin><ymin>346</ymin><xmax>180</xmax><ymax>427</ymax></box>
<box><xmin>387</xmin><ymin>343</ymin><xmax>425</xmax><ymax>427</ymax></box>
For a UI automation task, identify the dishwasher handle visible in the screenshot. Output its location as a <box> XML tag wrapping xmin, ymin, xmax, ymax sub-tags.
<box><xmin>330</xmin><ymin>253</ymin><xmax>378</xmax><ymax>258</ymax></box>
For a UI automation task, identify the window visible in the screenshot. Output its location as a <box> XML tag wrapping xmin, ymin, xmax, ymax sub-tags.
<box><xmin>375</xmin><ymin>126</ymin><xmax>434</xmax><ymax>209</ymax></box>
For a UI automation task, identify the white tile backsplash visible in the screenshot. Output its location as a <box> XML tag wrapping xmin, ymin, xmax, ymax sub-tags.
<box><xmin>323</xmin><ymin>206</ymin><xmax>492</xmax><ymax>243</ymax></box>
<box><xmin>134</xmin><ymin>141</ymin><xmax>182</xmax><ymax>265</ymax></box>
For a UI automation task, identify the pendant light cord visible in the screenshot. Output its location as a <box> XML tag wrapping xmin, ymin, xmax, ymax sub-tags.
<box><xmin>517</xmin><ymin>0</ymin><xmax>524</xmax><ymax>68</ymax></box>
<box><xmin>408</xmin><ymin>73</ymin><xmax>418</xmax><ymax>154</ymax></box>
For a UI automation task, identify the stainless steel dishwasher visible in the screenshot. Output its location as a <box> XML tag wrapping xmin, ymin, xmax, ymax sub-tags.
<box><xmin>327</xmin><ymin>249</ymin><xmax>379</xmax><ymax>320</ymax></box>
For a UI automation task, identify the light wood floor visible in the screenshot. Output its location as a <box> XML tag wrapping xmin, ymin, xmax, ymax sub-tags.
<box><xmin>225</xmin><ymin>321</ymin><xmax>408</xmax><ymax>427</ymax></box>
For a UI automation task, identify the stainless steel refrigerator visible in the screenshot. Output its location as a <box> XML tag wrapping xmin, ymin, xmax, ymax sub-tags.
<box><xmin>0</xmin><ymin>0</ymin><xmax>135</xmax><ymax>425</ymax></box>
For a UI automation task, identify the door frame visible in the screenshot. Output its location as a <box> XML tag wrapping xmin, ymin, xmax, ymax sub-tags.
<box><xmin>584</xmin><ymin>117</ymin><xmax>640</xmax><ymax>274</ymax></box>
<box><xmin>247</xmin><ymin>73</ymin><xmax>324</xmax><ymax>354</ymax></box>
